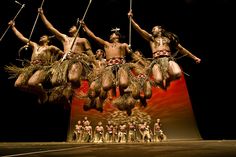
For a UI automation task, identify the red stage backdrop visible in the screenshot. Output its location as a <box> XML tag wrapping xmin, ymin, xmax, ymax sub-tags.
<box><xmin>67</xmin><ymin>74</ymin><xmax>202</xmax><ymax>141</ymax></box>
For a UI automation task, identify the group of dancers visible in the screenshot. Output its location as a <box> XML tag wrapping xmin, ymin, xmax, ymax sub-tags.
<box><xmin>72</xmin><ymin>116</ymin><xmax>166</xmax><ymax>143</ymax></box>
<box><xmin>3</xmin><ymin>1</ymin><xmax>201</xmax><ymax>115</ymax></box>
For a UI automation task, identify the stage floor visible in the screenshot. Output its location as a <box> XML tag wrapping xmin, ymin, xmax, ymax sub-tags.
<box><xmin>0</xmin><ymin>140</ymin><xmax>236</xmax><ymax>157</ymax></box>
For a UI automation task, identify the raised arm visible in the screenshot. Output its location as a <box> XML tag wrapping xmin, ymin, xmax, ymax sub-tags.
<box><xmin>38</xmin><ymin>8</ymin><xmax>66</xmax><ymax>41</ymax></box>
<box><xmin>49</xmin><ymin>45</ymin><xmax>64</xmax><ymax>57</ymax></box>
<box><xmin>128</xmin><ymin>10</ymin><xmax>152</xmax><ymax>41</ymax></box>
<box><xmin>83</xmin><ymin>38</ymin><xmax>94</xmax><ymax>57</ymax></box>
<box><xmin>8</xmin><ymin>20</ymin><xmax>37</xmax><ymax>48</ymax></box>
<box><xmin>83</xmin><ymin>38</ymin><xmax>97</xmax><ymax>66</ymax></box>
<box><xmin>177</xmin><ymin>44</ymin><xmax>201</xmax><ymax>64</ymax></box>
<box><xmin>80</xmin><ymin>21</ymin><xmax>107</xmax><ymax>46</ymax></box>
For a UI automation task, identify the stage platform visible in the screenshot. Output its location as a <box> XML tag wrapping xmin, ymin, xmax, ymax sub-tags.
<box><xmin>0</xmin><ymin>140</ymin><xmax>236</xmax><ymax>157</ymax></box>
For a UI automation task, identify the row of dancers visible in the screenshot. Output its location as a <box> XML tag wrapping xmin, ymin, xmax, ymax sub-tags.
<box><xmin>72</xmin><ymin>117</ymin><xmax>166</xmax><ymax>143</ymax></box>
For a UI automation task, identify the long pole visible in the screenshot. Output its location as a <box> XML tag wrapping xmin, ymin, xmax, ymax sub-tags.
<box><xmin>128</xmin><ymin>0</ymin><xmax>132</xmax><ymax>47</ymax></box>
<box><xmin>25</xmin><ymin>0</ymin><xmax>45</xmax><ymax>47</ymax></box>
<box><xmin>0</xmin><ymin>1</ymin><xmax>25</xmax><ymax>42</ymax></box>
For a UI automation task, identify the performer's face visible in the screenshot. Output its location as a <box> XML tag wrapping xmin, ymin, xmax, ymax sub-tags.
<box><xmin>109</xmin><ymin>33</ymin><xmax>120</xmax><ymax>42</ymax></box>
<box><xmin>96</xmin><ymin>49</ymin><xmax>104</xmax><ymax>58</ymax></box>
<box><xmin>152</xmin><ymin>26</ymin><xmax>162</xmax><ymax>36</ymax></box>
<box><xmin>69</xmin><ymin>25</ymin><xmax>77</xmax><ymax>36</ymax></box>
<box><xmin>39</xmin><ymin>35</ymin><xmax>49</xmax><ymax>44</ymax></box>
<box><xmin>134</xmin><ymin>50</ymin><xmax>143</xmax><ymax>57</ymax></box>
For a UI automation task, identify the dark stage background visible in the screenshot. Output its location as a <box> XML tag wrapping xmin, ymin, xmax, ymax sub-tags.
<box><xmin>0</xmin><ymin>0</ymin><xmax>235</xmax><ymax>142</ymax></box>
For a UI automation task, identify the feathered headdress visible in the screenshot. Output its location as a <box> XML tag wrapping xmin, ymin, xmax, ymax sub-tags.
<box><xmin>111</xmin><ymin>27</ymin><xmax>120</xmax><ymax>33</ymax></box>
